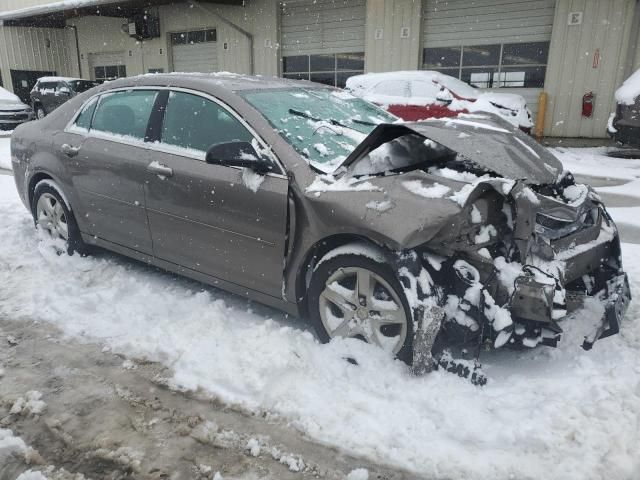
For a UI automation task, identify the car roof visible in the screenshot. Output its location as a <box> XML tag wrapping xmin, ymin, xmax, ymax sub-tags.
<box><xmin>95</xmin><ymin>72</ymin><xmax>328</xmax><ymax>94</ymax></box>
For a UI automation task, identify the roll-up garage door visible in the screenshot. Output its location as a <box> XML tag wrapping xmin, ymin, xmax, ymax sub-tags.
<box><xmin>422</xmin><ymin>0</ymin><xmax>556</xmax><ymax>120</ymax></box>
<box><xmin>170</xmin><ymin>29</ymin><xmax>218</xmax><ymax>73</ymax></box>
<box><xmin>280</xmin><ymin>0</ymin><xmax>366</xmax><ymax>87</ymax></box>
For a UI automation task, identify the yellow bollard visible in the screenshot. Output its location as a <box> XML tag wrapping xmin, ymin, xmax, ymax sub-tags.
<box><xmin>535</xmin><ymin>91</ymin><xmax>548</xmax><ymax>140</ymax></box>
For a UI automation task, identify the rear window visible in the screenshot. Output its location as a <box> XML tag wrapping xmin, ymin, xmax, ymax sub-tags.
<box><xmin>69</xmin><ymin>80</ymin><xmax>97</xmax><ymax>93</ymax></box>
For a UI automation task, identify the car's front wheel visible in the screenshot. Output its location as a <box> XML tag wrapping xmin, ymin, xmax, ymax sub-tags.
<box><xmin>307</xmin><ymin>251</ymin><xmax>414</xmax><ymax>363</ymax></box>
<box><xmin>32</xmin><ymin>182</ymin><xmax>87</xmax><ymax>255</ymax></box>
<box><xmin>35</xmin><ymin>105</ymin><xmax>46</xmax><ymax>119</ymax></box>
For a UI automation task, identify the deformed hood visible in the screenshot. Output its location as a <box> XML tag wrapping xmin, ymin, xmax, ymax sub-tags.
<box><xmin>342</xmin><ymin>114</ymin><xmax>562</xmax><ymax>185</ymax></box>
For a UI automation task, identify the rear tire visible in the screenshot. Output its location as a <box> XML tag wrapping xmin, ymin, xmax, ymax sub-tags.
<box><xmin>307</xmin><ymin>252</ymin><xmax>414</xmax><ymax>364</ymax></box>
<box><xmin>32</xmin><ymin>182</ymin><xmax>88</xmax><ymax>256</ymax></box>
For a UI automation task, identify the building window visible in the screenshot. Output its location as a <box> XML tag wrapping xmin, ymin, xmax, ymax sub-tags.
<box><xmin>282</xmin><ymin>52</ymin><xmax>364</xmax><ymax>88</ymax></box>
<box><xmin>170</xmin><ymin>29</ymin><xmax>217</xmax><ymax>45</ymax></box>
<box><xmin>423</xmin><ymin>42</ymin><xmax>549</xmax><ymax>89</ymax></box>
<box><xmin>94</xmin><ymin>65</ymin><xmax>127</xmax><ymax>83</ymax></box>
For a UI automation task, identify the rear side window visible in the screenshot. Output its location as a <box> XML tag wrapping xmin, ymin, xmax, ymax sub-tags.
<box><xmin>73</xmin><ymin>97</ymin><xmax>98</xmax><ymax>131</ymax></box>
<box><xmin>160</xmin><ymin>91</ymin><xmax>253</xmax><ymax>153</ymax></box>
<box><xmin>92</xmin><ymin>90</ymin><xmax>158</xmax><ymax>140</ymax></box>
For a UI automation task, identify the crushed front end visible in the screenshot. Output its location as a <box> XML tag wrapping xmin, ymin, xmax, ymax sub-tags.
<box><xmin>422</xmin><ymin>173</ymin><xmax>630</xmax><ymax>352</ymax></box>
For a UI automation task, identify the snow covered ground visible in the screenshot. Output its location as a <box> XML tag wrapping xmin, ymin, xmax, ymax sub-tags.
<box><xmin>1</xmin><ymin>141</ymin><xmax>640</xmax><ymax>479</ymax></box>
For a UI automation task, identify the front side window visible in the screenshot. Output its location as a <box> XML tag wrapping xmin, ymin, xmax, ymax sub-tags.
<box><xmin>423</xmin><ymin>41</ymin><xmax>549</xmax><ymax>89</ymax></box>
<box><xmin>160</xmin><ymin>91</ymin><xmax>253</xmax><ymax>153</ymax></box>
<box><xmin>282</xmin><ymin>52</ymin><xmax>365</xmax><ymax>88</ymax></box>
<box><xmin>241</xmin><ymin>88</ymin><xmax>396</xmax><ymax>172</ymax></box>
<box><xmin>91</xmin><ymin>89</ymin><xmax>158</xmax><ymax>140</ymax></box>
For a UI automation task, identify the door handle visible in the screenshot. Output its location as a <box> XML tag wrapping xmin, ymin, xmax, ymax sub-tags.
<box><xmin>147</xmin><ymin>161</ymin><xmax>173</xmax><ymax>178</ymax></box>
<box><xmin>61</xmin><ymin>143</ymin><xmax>80</xmax><ymax>158</ymax></box>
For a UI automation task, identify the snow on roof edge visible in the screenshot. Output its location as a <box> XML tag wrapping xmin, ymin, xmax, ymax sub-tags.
<box><xmin>0</xmin><ymin>0</ymin><xmax>119</xmax><ymax>21</ymax></box>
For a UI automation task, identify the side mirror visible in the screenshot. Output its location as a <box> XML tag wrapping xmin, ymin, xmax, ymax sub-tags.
<box><xmin>435</xmin><ymin>88</ymin><xmax>453</xmax><ymax>105</ymax></box>
<box><xmin>205</xmin><ymin>141</ymin><xmax>274</xmax><ymax>175</ymax></box>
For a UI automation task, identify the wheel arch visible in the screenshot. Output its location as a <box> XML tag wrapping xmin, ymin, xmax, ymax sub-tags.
<box><xmin>28</xmin><ymin>173</ymin><xmax>72</xmax><ymax>215</ymax></box>
<box><xmin>295</xmin><ymin>233</ymin><xmax>394</xmax><ymax>316</ymax></box>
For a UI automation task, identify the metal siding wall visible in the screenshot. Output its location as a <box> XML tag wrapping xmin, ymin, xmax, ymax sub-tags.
<box><xmin>280</xmin><ymin>0</ymin><xmax>367</xmax><ymax>55</ymax></box>
<box><xmin>423</xmin><ymin>0</ymin><xmax>556</xmax><ymax>47</ymax></box>
<box><xmin>66</xmin><ymin>1</ymin><xmax>277</xmax><ymax>78</ymax></box>
<box><xmin>365</xmin><ymin>0</ymin><xmax>423</xmax><ymax>72</ymax></box>
<box><xmin>544</xmin><ymin>0</ymin><xmax>636</xmax><ymax>138</ymax></box>
<box><xmin>0</xmin><ymin>25</ymin><xmax>73</xmax><ymax>92</ymax></box>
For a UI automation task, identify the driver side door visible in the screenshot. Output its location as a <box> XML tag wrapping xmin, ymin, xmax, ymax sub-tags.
<box><xmin>144</xmin><ymin>90</ymin><xmax>289</xmax><ymax>299</ymax></box>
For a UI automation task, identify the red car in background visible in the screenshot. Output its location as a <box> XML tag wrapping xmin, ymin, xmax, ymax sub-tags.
<box><xmin>346</xmin><ymin>71</ymin><xmax>534</xmax><ymax>132</ymax></box>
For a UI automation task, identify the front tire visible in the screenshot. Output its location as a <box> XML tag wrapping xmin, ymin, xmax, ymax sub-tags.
<box><xmin>32</xmin><ymin>182</ymin><xmax>88</xmax><ymax>256</ymax></box>
<box><xmin>35</xmin><ymin>106</ymin><xmax>46</xmax><ymax>119</ymax></box>
<box><xmin>307</xmin><ymin>252</ymin><xmax>414</xmax><ymax>363</ymax></box>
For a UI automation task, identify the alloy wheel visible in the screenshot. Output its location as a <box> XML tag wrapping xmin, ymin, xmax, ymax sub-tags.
<box><xmin>36</xmin><ymin>192</ymin><xmax>68</xmax><ymax>241</ymax></box>
<box><xmin>319</xmin><ymin>266</ymin><xmax>408</xmax><ymax>354</ymax></box>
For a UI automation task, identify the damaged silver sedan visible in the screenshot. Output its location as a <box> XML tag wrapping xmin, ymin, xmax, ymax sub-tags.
<box><xmin>9</xmin><ymin>75</ymin><xmax>630</xmax><ymax>376</ymax></box>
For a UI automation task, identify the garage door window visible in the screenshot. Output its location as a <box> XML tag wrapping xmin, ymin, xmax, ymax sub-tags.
<box><xmin>94</xmin><ymin>65</ymin><xmax>127</xmax><ymax>83</ymax></box>
<box><xmin>171</xmin><ymin>29</ymin><xmax>217</xmax><ymax>45</ymax></box>
<box><xmin>92</xmin><ymin>90</ymin><xmax>158</xmax><ymax>140</ymax></box>
<box><xmin>282</xmin><ymin>52</ymin><xmax>364</xmax><ymax>88</ymax></box>
<box><xmin>423</xmin><ymin>42</ymin><xmax>549</xmax><ymax>89</ymax></box>
<box><xmin>161</xmin><ymin>91</ymin><xmax>252</xmax><ymax>153</ymax></box>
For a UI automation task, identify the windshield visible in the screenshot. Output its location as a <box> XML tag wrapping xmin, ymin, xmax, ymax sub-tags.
<box><xmin>240</xmin><ymin>88</ymin><xmax>397</xmax><ymax>172</ymax></box>
<box><xmin>69</xmin><ymin>80</ymin><xmax>97</xmax><ymax>93</ymax></box>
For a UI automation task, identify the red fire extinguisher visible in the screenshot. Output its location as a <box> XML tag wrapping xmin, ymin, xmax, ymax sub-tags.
<box><xmin>582</xmin><ymin>92</ymin><xmax>595</xmax><ymax>118</ymax></box>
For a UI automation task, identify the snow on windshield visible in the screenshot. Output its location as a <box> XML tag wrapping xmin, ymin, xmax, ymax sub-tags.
<box><xmin>241</xmin><ymin>88</ymin><xmax>396</xmax><ymax>172</ymax></box>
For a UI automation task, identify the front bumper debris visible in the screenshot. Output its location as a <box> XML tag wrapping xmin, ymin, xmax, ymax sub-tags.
<box><xmin>582</xmin><ymin>273</ymin><xmax>630</xmax><ymax>350</ymax></box>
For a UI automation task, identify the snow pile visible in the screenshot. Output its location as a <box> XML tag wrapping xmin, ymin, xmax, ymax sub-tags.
<box><xmin>347</xmin><ymin>468</ymin><xmax>369</xmax><ymax>480</ymax></box>
<box><xmin>615</xmin><ymin>69</ymin><xmax>640</xmax><ymax>105</ymax></box>
<box><xmin>0</xmin><ymin>136</ymin><xmax>13</xmax><ymax>170</ymax></box>
<box><xmin>10</xmin><ymin>391</ymin><xmax>47</xmax><ymax>416</ymax></box>
<box><xmin>1</xmin><ymin>172</ymin><xmax>640</xmax><ymax>479</ymax></box>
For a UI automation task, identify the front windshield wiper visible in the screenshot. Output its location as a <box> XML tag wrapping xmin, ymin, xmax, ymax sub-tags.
<box><xmin>288</xmin><ymin>108</ymin><xmax>368</xmax><ymax>135</ymax></box>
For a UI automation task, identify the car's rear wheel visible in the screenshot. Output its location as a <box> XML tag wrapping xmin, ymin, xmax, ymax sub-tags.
<box><xmin>32</xmin><ymin>182</ymin><xmax>87</xmax><ymax>255</ymax></box>
<box><xmin>307</xmin><ymin>252</ymin><xmax>414</xmax><ymax>363</ymax></box>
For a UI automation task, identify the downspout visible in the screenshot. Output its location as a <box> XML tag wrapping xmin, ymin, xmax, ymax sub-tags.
<box><xmin>187</xmin><ymin>0</ymin><xmax>254</xmax><ymax>75</ymax></box>
<box><xmin>67</xmin><ymin>25</ymin><xmax>82</xmax><ymax>78</ymax></box>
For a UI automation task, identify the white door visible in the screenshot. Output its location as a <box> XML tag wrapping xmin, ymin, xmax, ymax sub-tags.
<box><xmin>421</xmin><ymin>0</ymin><xmax>556</xmax><ymax>120</ymax></box>
<box><xmin>171</xmin><ymin>29</ymin><xmax>218</xmax><ymax>73</ymax></box>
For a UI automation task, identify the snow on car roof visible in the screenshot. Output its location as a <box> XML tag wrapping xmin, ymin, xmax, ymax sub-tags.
<box><xmin>37</xmin><ymin>76</ymin><xmax>85</xmax><ymax>83</ymax></box>
<box><xmin>615</xmin><ymin>69</ymin><xmax>640</xmax><ymax>105</ymax></box>
<box><xmin>0</xmin><ymin>86</ymin><xmax>22</xmax><ymax>104</ymax></box>
<box><xmin>345</xmin><ymin>70</ymin><xmax>479</xmax><ymax>104</ymax></box>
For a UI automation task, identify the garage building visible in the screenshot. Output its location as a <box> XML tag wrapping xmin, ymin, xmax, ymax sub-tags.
<box><xmin>0</xmin><ymin>0</ymin><xmax>638</xmax><ymax>138</ymax></box>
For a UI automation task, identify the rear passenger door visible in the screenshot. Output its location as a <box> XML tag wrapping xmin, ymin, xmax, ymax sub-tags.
<box><xmin>144</xmin><ymin>90</ymin><xmax>289</xmax><ymax>298</ymax></box>
<box><xmin>64</xmin><ymin>89</ymin><xmax>160</xmax><ymax>254</ymax></box>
